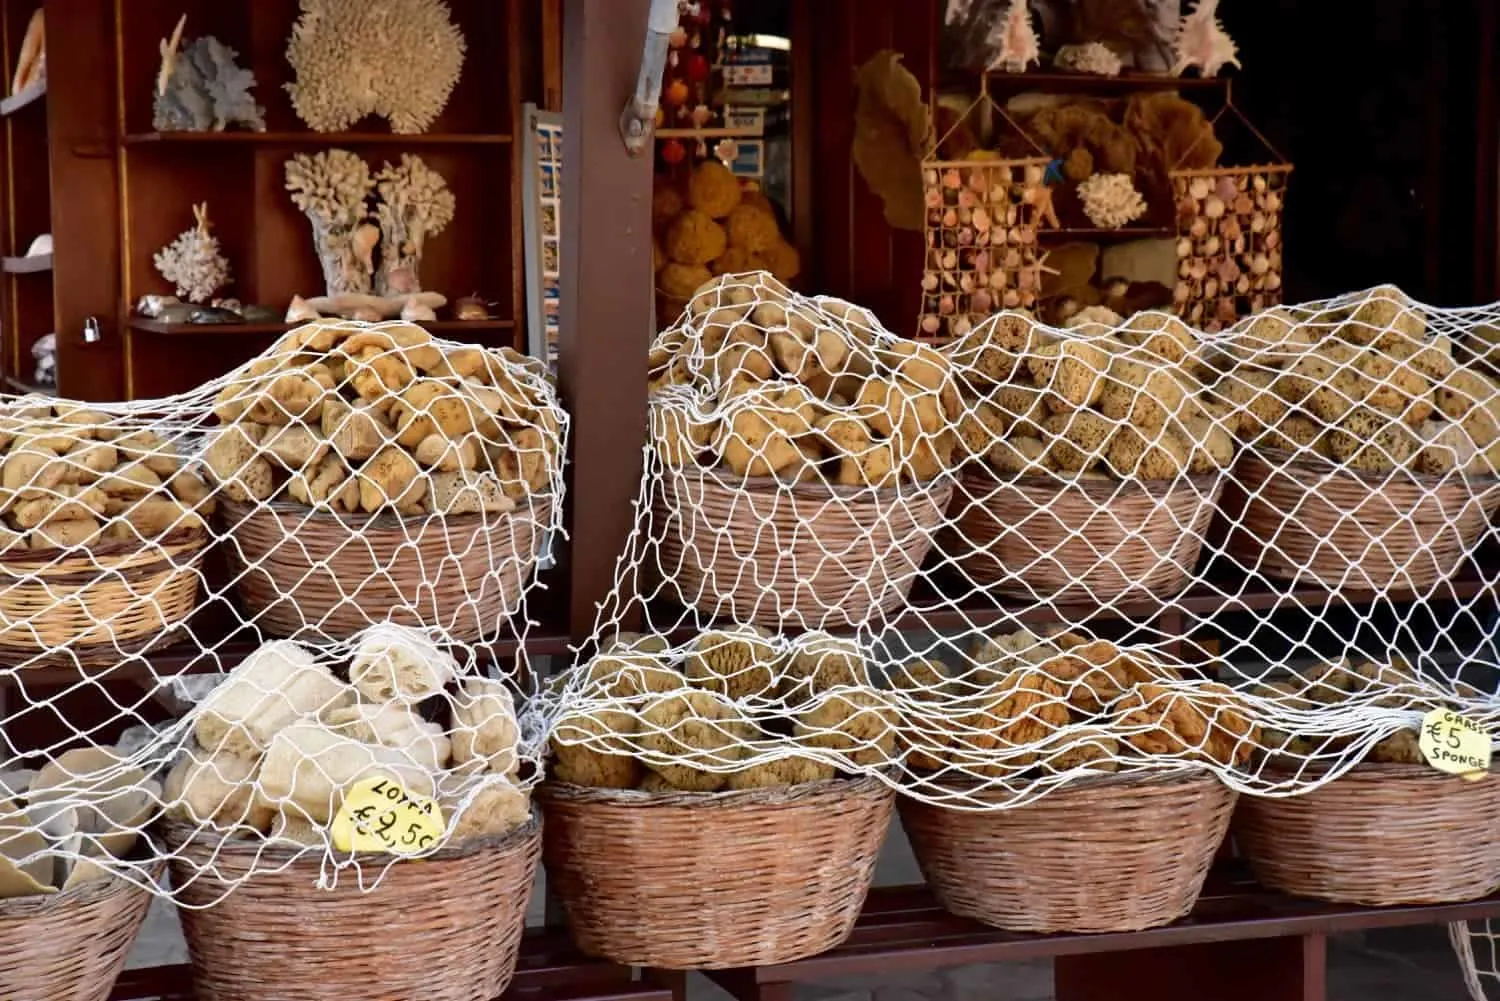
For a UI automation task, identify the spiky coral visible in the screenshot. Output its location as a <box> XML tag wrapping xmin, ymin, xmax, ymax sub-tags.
<box><xmin>987</xmin><ymin>0</ymin><xmax>1040</xmax><ymax>73</ymax></box>
<box><xmin>285</xmin><ymin>0</ymin><xmax>467</xmax><ymax>134</ymax></box>
<box><xmin>153</xmin><ymin>203</ymin><xmax>231</xmax><ymax>303</ymax></box>
<box><xmin>1076</xmin><ymin>172</ymin><xmax>1147</xmax><ymax>229</ymax></box>
<box><xmin>285</xmin><ymin>150</ymin><xmax>375</xmax><ymax>295</ymax></box>
<box><xmin>1172</xmin><ymin>0</ymin><xmax>1240</xmax><ymax>78</ymax></box>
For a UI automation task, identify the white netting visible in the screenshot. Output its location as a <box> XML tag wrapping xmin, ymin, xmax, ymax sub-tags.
<box><xmin>533</xmin><ymin>271</ymin><xmax>1500</xmax><ymax>812</ymax></box>
<box><xmin>0</xmin><ymin>319</ymin><xmax>563</xmax><ymax>903</ymax></box>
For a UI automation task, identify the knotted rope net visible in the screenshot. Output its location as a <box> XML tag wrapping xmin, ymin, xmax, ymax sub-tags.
<box><xmin>533</xmin><ymin>272</ymin><xmax>1499</xmax><ymax>813</ymax></box>
<box><xmin>0</xmin><ymin>319</ymin><xmax>564</xmax><ymax>902</ymax></box>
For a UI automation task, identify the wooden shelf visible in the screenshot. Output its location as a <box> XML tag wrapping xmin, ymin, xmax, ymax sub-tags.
<box><xmin>0</xmin><ymin>252</ymin><xmax>51</xmax><ymax>273</ymax></box>
<box><xmin>128</xmin><ymin>316</ymin><xmax>516</xmax><ymax>336</ymax></box>
<box><xmin>1</xmin><ymin>373</ymin><xmax>55</xmax><ymax>396</ymax></box>
<box><xmin>121</xmin><ymin>130</ymin><xmax>512</xmax><ymax>147</ymax></box>
<box><xmin>0</xmin><ymin>79</ymin><xmax>44</xmax><ymax>116</ymax></box>
<box><xmin>943</xmin><ymin>68</ymin><xmax>1232</xmax><ymax>93</ymax></box>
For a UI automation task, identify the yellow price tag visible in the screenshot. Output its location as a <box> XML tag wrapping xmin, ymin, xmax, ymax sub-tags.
<box><xmin>1419</xmin><ymin>709</ymin><xmax>1492</xmax><ymax>782</ymax></box>
<box><xmin>331</xmin><ymin>776</ymin><xmax>446</xmax><ymax>855</ymax></box>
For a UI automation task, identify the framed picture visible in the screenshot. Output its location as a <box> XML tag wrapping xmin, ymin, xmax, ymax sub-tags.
<box><xmin>521</xmin><ymin>103</ymin><xmax>563</xmax><ymax>373</ymax></box>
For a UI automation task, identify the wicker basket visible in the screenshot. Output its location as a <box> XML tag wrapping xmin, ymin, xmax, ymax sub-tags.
<box><xmin>0</xmin><ymin>527</ymin><xmax>207</xmax><ymax>667</ymax></box>
<box><xmin>538</xmin><ymin>775</ymin><xmax>894</xmax><ymax>968</ymax></box>
<box><xmin>220</xmin><ymin>496</ymin><xmax>551</xmax><ymax>641</ymax></box>
<box><xmin>900</xmin><ymin>771</ymin><xmax>1236</xmax><ymax>933</ymax></box>
<box><xmin>1227</xmin><ymin>449</ymin><xmax>1498</xmax><ymax>592</ymax></box>
<box><xmin>0</xmin><ymin>872</ymin><xmax>156</xmax><ymax>1000</ymax></box>
<box><xmin>162</xmin><ymin>816</ymin><xmax>541</xmax><ymax>1001</ymax></box>
<box><xmin>1235</xmin><ymin>763</ymin><xmax>1500</xmax><ymax>906</ymax></box>
<box><xmin>946</xmin><ymin>469</ymin><xmax>1223</xmax><ymax>603</ymax></box>
<box><xmin>653</xmin><ymin>465</ymin><xmax>952</xmax><ymax>629</ymax></box>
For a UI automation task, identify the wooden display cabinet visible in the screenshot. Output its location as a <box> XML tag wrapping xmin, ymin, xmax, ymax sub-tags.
<box><xmin>0</xmin><ymin>0</ymin><xmax>52</xmax><ymax>396</ymax></box>
<box><xmin>42</xmin><ymin>0</ymin><xmax>549</xmax><ymax>401</ymax></box>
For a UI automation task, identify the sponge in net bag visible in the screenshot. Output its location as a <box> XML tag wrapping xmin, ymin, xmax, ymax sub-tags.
<box><xmin>438</xmin><ymin>773</ymin><xmax>532</xmax><ymax>842</ymax></box>
<box><xmin>324</xmin><ymin>702</ymin><xmax>453</xmax><ymax>771</ymax></box>
<box><xmin>348</xmin><ymin>623</ymin><xmax>459</xmax><ymax>703</ymax></box>
<box><xmin>449</xmin><ymin>677</ymin><xmax>521</xmax><ymax>778</ymax></box>
<box><xmin>255</xmin><ymin>723</ymin><xmax>436</xmax><ymax>824</ymax></box>
<box><xmin>194</xmin><ymin>641</ymin><xmax>352</xmax><ymax>759</ymax></box>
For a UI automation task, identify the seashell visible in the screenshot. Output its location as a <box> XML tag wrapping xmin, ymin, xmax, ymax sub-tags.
<box><xmin>972</xmin><ymin>207</ymin><xmax>991</xmax><ymax>232</ymax></box>
<box><xmin>1001</xmin><ymin>289</ymin><xmax>1021</xmax><ymax>309</ymax></box>
<box><xmin>1176</xmin><ymin>238</ymin><xmax>1193</xmax><ymax>258</ymax></box>
<box><xmin>1203</xmin><ymin>196</ymin><xmax>1226</xmax><ymax>219</ymax></box>
<box><xmin>350</xmin><ymin>305</ymin><xmax>383</xmax><ymax>322</ymax></box>
<box><xmin>1215</xmin><ymin>178</ymin><xmax>1238</xmax><ymax>203</ymax></box>
<box><xmin>285</xmin><ymin>295</ymin><xmax>320</xmax><ymax>322</ymax></box>
<box><xmin>1173</xmin><ymin>281</ymin><xmax>1192</xmax><ymax>304</ymax></box>
<box><xmin>1188</xmin><ymin>177</ymin><xmax>1212</xmax><ymax>200</ymax></box>
<box><xmin>1201</xmin><ymin>235</ymin><xmax>1221</xmax><ymax>256</ymax></box>
<box><xmin>921</xmin><ymin>273</ymin><xmax>939</xmax><ymax>292</ymax></box>
<box><xmin>956</xmin><ymin>228</ymin><xmax>975</xmax><ymax>247</ymax></box>
<box><xmin>957</xmin><ymin>190</ymin><xmax>977</xmax><ymax>210</ymax></box>
<box><xmin>938</xmin><ymin>295</ymin><xmax>956</xmax><ymax>316</ymax></box>
<box><xmin>1189</xmin><ymin>217</ymin><xmax>1209</xmax><ymax>239</ymax></box>
<box><xmin>1234</xmin><ymin>194</ymin><xmax>1254</xmax><ymax>216</ymax></box>
<box><xmin>1253</xmin><ymin>174</ymin><xmax>1268</xmax><ymax>193</ymax></box>
<box><xmin>942</xmin><ymin>169</ymin><xmax>963</xmax><ymax>190</ymax></box>
<box><xmin>971</xmin><ymin>289</ymin><xmax>993</xmax><ymax>312</ymax></box>
<box><xmin>920</xmin><ymin>314</ymin><xmax>941</xmax><ymax>335</ymax></box>
<box><xmin>401</xmin><ymin>298</ymin><xmax>438</xmax><ymax>323</ymax></box>
<box><xmin>924</xmin><ymin>189</ymin><xmax>943</xmax><ymax>209</ymax></box>
<box><xmin>923</xmin><ymin>169</ymin><xmax>939</xmax><ymax>187</ymax></box>
<box><xmin>941</xmin><ymin>209</ymin><xmax>958</xmax><ymax>228</ymax></box>
<box><xmin>952</xmin><ymin>316</ymin><xmax>973</xmax><ymax>337</ymax></box>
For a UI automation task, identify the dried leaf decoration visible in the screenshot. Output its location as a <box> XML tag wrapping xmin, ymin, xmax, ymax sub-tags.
<box><xmin>852</xmin><ymin>51</ymin><xmax>930</xmax><ymax>233</ymax></box>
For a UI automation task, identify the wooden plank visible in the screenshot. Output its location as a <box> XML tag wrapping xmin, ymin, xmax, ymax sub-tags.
<box><xmin>707</xmin><ymin>883</ymin><xmax>1500</xmax><ymax>987</ymax></box>
<box><xmin>48</xmin><ymin>0</ymin><xmax>126</xmax><ymax>401</ymax></box>
<box><xmin>556</xmin><ymin>0</ymin><xmax>653</xmax><ymax>642</ymax></box>
<box><xmin>1054</xmin><ymin>934</ymin><xmax>1326</xmax><ymax>1001</ymax></box>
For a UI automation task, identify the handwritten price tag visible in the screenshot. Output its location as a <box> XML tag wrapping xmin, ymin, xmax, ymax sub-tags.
<box><xmin>331</xmin><ymin>776</ymin><xmax>446</xmax><ymax>855</ymax></box>
<box><xmin>1419</xmin><ymin>709</ymin><xmax>1492</xmax><ymax>782</ymax></box>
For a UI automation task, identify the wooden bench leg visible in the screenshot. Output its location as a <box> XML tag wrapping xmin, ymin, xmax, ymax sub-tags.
<box><xmin>643</xmin><ymin>968</ymin><xmax>689</xmax><ymax>1001</ymax></box>
<box><xmin>1054</xmin><ymin>933</ymin><xmax>1327</xmax><ymax>1001</ymax></box>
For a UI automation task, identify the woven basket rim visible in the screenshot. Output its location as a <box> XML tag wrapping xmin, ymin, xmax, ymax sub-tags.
<box><xmin>539</xmin><ymin>772</ymin><xmax>888</xmax><ymax>810</ymax></box>
<box><xmin>0</xmin><ymin>861</ymin><xmax>161</xmax><ymax>919</ymax></box>
<box><xmin>1242</xmin><ymin>446</ymin><xmax>1500</xmax><ymax>492</ymax></box>
<box><xmin>158</xmin><ymin>811</ymin><xmax>541</xmax><ymax>864</ymax></box>
<box><xmin>1170</xmin><ymin>163</ymin><xmax>1294</xmax><ymax>178</ymax></box>
<box><xmin>0</xmin><ymin>525</ymin><xmax>208</xmax><ymax>568</ymax></box>
<box><xmin>1257</xmin><ymin>758</ymin><xmax>1494</xmax><ymax>782</ymax></box>
<box><xmin>665</xmin><ymin>462</ymin><xmax>953</xmax><ymax>503</ymax></box>
<box><xmin>961</xmin><ymin>466</ymin><xmax>1225</xmax><ymax>500</ymax></box>
<box><xmin>219</xmin><ymin>493</ymin><xmax>554</xmax><ymax>529</ymax></box>
<box><xmin>907</xmin><ymin>766</ymin><xmax>1213</xmax><ymax>803</ymax></box>
<box><xmin>925</xmin><ymin>156</ymin><xmax>1053</xmax><ymax>169</ymax></box>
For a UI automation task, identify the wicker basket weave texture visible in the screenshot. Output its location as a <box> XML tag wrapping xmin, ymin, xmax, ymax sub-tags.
<box><xmin>1235</xmin><ymin>763</ymin><xmax>1500</xmax><ymax>906</ymax></box>
<box><xmin>220</xmin><ymin>497</ymin><xmax>550</xmax><ymax>641</ymax></box>
<box><xmin>1228</xmin><ymin>450</ymin><xmax>1498</xmax><ymax>592</ymax></box>
<box><xmin>900</xmin><ymin>771</ymin><xmax>1236</xmax><ymax>933</ymax></box>
<box><xmin>538</xmin><ymin>775</ymin><xmax>895</xmax><ymax>969</ymax></box>
<box><xmin>653</xmin><ymin>466</ymin><xmax>953</xmax><ymax>630</ymax></box>
<box><xmin>0</xmin><ymin>872</ymin><xmax>155</xmax><ymax>1001</ymax></box>
<box><xmin>0</xmin><ymin>528</ymin><xmax>207</xmax><ymax>666</ymax></box>
<box><xmin>946</xmin><ymin>470</ymin><xmax>1224</xmax><ymax>602</ymax></box>
<box><xmin>164</xmin><ymin>818</ymin><xmax>541</xmax><ymax>1001</ymax></box>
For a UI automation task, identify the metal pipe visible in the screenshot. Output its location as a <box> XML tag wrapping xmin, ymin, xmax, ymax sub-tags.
<box><xmin>619</xmin><ymin>0</ymin><xmax>680</xmax><ymax>156</ymax></box>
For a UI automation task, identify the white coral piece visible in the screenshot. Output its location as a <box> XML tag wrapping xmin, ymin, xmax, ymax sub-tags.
<box><xmin>373</xmin><ymin>154</ymin><xmax>456</xmax><ymax>295</ymax></box>
<box><xmin>987</xmin><ymin>0</ymin><xmax>1039</xmax><ymax>73</ymax></box>
<box><xmin>1076</xmin><ymin>173</ymin><xmax>1147</xmax><ymax>229</ymax></box>
<box><xmin>153</xmin><ymin>203</ymin><xmax>231</xmax><ymax>304</ymax></box>
<box><xmin>284</xmin><ymin>149</ymin><xmax>372</xmax><ymax>228</ymax></box>
<box><xmin>1172</xmin><ymin>0</ymin><xmax>1240</xmax><ymax>78</ymax></box>
<box><xmin>1054</xmin><ymin>42</ymin><xmax>1123</xmax><ymax>77</ymax></box>
<box><xmin>285</xmin><ymin>0</ymin><xmax>467</xmax><ymax>134</ymax></box>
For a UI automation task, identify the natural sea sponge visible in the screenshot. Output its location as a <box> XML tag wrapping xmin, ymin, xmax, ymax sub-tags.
<box><xmin>1105</xmin><ymin>425</ymin><xmax>1191</xmax><ymax>479</ymax></box>
<box><xmin>1027</xmin><ymin>339</ymin><xmax>1110</xmax><ymax>412</ymax></box>
<box><xmin>724</xmin><ymin>204</ymin><xmax>780</xmax><ymax>253</ymax></box>
<box><xmin>794</xmin><ymin>691</ymin><xmax>897</xmax><ymax>766</ymax></box>
<box><xmin>1118</xmin><ymin>312</ymin><xmax>1197</xmax><ymax>366</ymax></box>
<box><xmin>725</xmin><ymin>756</ymin><xmax>834</xmax><ymax>790</ymax></box>
<box><xmin>653</xmin><ymin>183</ymin><xmax>685</xmax><ymax>231</ymax></box>
<box><xmin>1326</xmin><ymin>408</ymin><xmax>1419</xmax><ymax>474</ymax></box>
<box><xmin>687</xmin><ymin>159</ymin><xmax>742</xmax><ymax>219</ymax></box>
<box><xmin>754</xmin><ymin>240</ymin><xmax>802</xmax><ymax>282</ymax></box>
<box><xmin>636</xmin><ymin>691</ymin><xmax>753</xmax><ymax>792</ymax></box>
<box><xmin>550</xmin><ymin>709</ymin><xmax>641</xmax><ymax>789</ymax></box>
<box><xmin>781</xmin><ymin>633</ymin><xmax>868</xmax><ymax>699</ymax></box>
<box><xmin>1040</xmin><ymin>410</ymin><xmax>1115</xmax><ymax>473</ymax></box>
<box><xmin>658</xmin><ymin>262</ymin><xmax>714</xmax><ymax>301</ymax></box>
<box><xmin>665</xmin><ymin>210</ymin><xmax>728</xmax><ymax>266</ymax></box>
<box><xmin>684</xmin><ymin>626</ymin><xmax>778</xmax><ymax>699</ymax></box>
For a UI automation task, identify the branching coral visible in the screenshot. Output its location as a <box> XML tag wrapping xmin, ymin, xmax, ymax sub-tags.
<box><xmin>1076</xmin><ymin>172</ymin><xmax>1147</xmax><ymax>229</ymax></box>
<box><xmin>373</xmin><ymin>155</ymin><xmax>456</xmax><ymax>295</ymax></box>
<box><xmin>153</xmin><ymin>18</ymin><xmax>266</xmax><ymax>133</ymax></box>
<box><xmin>285</xmin><ymin>0</ymin><xmax>467</xmax><ymax>134</ymax></box>
<box><xmin>285</xmin><ymin>150</ymin><xmax>376</xmax><ymax>296</ymax></box>
<box><xmin>153</xmin><ymin>203</ymin><xmax>231</xmax><ymax>304</ymax></box>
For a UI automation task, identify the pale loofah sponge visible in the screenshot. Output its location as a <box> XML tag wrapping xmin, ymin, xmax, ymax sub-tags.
<box><xmin>1076</xmin><ymin>173</ymin><xmax>1148</xmax><ymax>230</ymax></box>
<box><xmin>285</xmin><ymin>0</ymin><xmax>467</xmax><ymax>134</ymax></box>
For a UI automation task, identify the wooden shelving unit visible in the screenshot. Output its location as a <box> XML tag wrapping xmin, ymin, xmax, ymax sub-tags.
<box><xmin>0</xmin><ymin>1</ymin><xmax>52</xmax><ymax>396</ymax></box>
<box><xmin>82</xmin><ymin>0</ymin><xmax>535</xmax><ymax>399</ymax></box>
